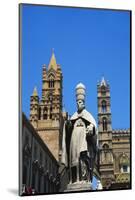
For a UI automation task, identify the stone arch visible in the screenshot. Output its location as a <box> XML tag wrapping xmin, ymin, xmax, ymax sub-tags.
<box><xmin>47</xmin><ymin>69</ymin><xmax>56</xmax><ymax>78</ymax></box>
<box><xmin>43</xmin><ymin>107</ymin><xmax>48</xmax><ymax>119</ymax></box>
<box><xmin>48</xmin><ymin>72</ymin><xmax>55</xmax><ymax>88</ymax></box>
<box><xmin>119</xmin><ymin>153</ymin><xmax>130</xmax><ymax>173</ymax></box>
<box><xmin>102</xmin><ymin>143</ymin><xmax>113</xmax><ymax>163</ymax></box>
<box><xmin>102</xmin><ymin>143</ymin><xmax>109</xmax><ymax>152</ymax></box>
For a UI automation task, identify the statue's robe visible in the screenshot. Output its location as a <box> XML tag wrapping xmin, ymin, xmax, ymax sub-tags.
<box><xmin>61</xmin><ymin>109</ymin><xmax>98</xmax><ymax>169</ymax></box>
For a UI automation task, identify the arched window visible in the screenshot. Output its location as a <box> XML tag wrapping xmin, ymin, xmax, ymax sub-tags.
<box><xmin>103</xmin><ymin>143</ymin><xmax>109</xmax><ymax>152</ymax></box>
<box><xmin>102</xmin><ymin>143</ymin><xmax>113</xmax><ymax>164</ymax></box>
<box><xmin>101</xmin><ymin>100</ymin><xmax>107</xmax><ymax>113</ymax></box>
<box><xmin>119</xmin><ymin>153</ymin><xmax>130</xmax><ymax>173</ymax></box>
<box><xmin>123</xmin><ymin>165</ymin><xmax>128</xmax><ymax>173</ymax></box>
<box><xmin>101</xmin><ymin>86</ymin><xmax>106</xmax><ymax>96</ymax></box>
<box><xmin>43</xmin><ymin>107</ymin><xmax>48</xmax><ymax>120</ymax></box>
<box><xmin>48</xmin><ymin>74</ymin><xmax>55</xmax><ymax>88</ymax></box>
<box><xmin>102</xmin><ymin>143</ymin><xmax>109</xmax><ymax>162</ymax></box>
<box><xmin>49</xmin><ymin>79</ymin><xmax>55</xmax><ymax>88</ymax></box>
<box><xmin>102</xmin><ymin>117</ymin><xmax>107</xmax><ymax>131</ymax></box>
<box><xmin>52</xmin><ymin>79</ymin><xmax>54</xmax><ymax>87</ymax></box>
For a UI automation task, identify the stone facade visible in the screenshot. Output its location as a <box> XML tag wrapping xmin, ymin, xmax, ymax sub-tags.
<box><xmin>21</xmin><ymin>113</ymin><xmax>60</xmax><ymax>195</ymax></box>
<box><xmin>97</xmin><ymin>78</ymin><xmax>130</xmax><ymax>189</ymax></box>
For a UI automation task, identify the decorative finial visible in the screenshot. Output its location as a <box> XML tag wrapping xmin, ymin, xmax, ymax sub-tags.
<box><xmin>32</xmin><ymin>86</ymin><xmax>38</xmax><ymax>96</ymax></box>
<box><xmin>48</xmin><ymin>49</ymin><xmax>57</xmax><ymax>70</ymax></box>
<box><xmin>100</xmin><ymin>76</ymin><xmax>106</xmax><ymax>86</ymax></box>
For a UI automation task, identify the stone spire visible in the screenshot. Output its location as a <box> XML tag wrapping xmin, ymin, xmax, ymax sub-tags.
<box><xmin>48</xmin><ymin>49</ymin><xmax>57</xmax><ymax>71</ymax></box>
<box><xmin>100</xmin><ymin>77</ymin><xmax>107</xmax><ymax>86</ymax></box>
<box><xmin>30</xmin><ymin>86</ymin><xmax>39</xmax><ymax>128</ymax></box>
<box><xmin>32</xmin><ymin>86</ymin><xmax>38</xmax><ymax>96</ymax></box>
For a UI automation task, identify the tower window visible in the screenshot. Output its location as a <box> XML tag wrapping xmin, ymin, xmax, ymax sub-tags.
<box><xmin>101</xmin><ymin>100</ymin><xmax>107</xmax><ymax>113</ymax></box>
<box><xmin>52</xmin><ymin>80</ymin><xmax>54</xmax><ymax>87</ymax></box>
<box><xmin>43</xmin><ymin>114</ymin><xmax>47</xmax><ymax>120</ymax></box>
<box><xmin>101</xmin><ymin>86</ymin><xmax>106</xmax><ymax>96</ymax></box>
<box><xmin>102</xmin><ymin>117</ymin><xmax>107</xmax><ymax>131</ymax></box>
<box><xmin>43</xmin><ymin>107</ymin><xmax>48</xmax><ymax>119</ymax></box>
<box><xmin>123</xmin><ymin>165</ymin><xmax>128</xmax><ymax>173</ymax></box>
<box><xmin>103</xmin><ymin>144</ymin><xmax>109</xmax><ymax>160</ymax></box>
<box><xmin>49</xmin><ymin>79</ymin><xmax>55</xmax><ymax>88</ymax></box>
<box><xmin>119</xmin><ymin>153</ymin><xmax>129</xmax><ymax>173</ymax></box>
<box><xmin>101</xmin><ymin>91</ymin><xmax>106</xmax><ymax>96</ymax></box>
<box><xmin>103</xmin><ymin>143</ymin><xmax>109</xmax><ymax>152</ymax></box>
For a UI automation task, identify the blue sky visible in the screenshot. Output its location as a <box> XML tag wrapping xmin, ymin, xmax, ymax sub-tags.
<box><xmin>21</xmin><ymin>4</ymin><xmax>130</xmax><ymax>129</ymax></box>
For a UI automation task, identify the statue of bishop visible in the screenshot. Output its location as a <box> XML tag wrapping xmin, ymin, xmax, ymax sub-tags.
<box><xmin>61</xmin><ymin>83</ymin><xmax>98</xmax><ymax>186</ymax></box>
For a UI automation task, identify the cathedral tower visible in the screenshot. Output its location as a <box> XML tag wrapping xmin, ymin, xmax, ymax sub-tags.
<box><xmin>30</xmin><ymin>51</ymin><xmax>63</xmax><ymax>161</ymax></box>
<box><xmin>97</xmin><ymin>77</ymin><xmax>114</xmax><ymax>188</ymax></box>
<box><xmin>41</xmin><ymin>51</ymin><xmax>62</xmax><ymax>121</ymax></box>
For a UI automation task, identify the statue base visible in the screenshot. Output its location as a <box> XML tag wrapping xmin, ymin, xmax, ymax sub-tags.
<box><xmin>64</xmin><ymin>181</ymin><xmax>92</xmax><ymax>192</ymax></box>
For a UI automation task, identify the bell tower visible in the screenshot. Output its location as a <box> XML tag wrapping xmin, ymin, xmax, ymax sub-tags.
<box><xmin>41</xmin><ymin>50</ymin><xmax>62</xmax><ymax>121</ymax></box>
<box><xmin>30</xmin><ymin>50</ymin><xmax>63</xmax><ymax>161</ymax></box>
<box><xmin>97</xmin><ymin>77</ymin><xmax>114</xmax><ymax>188</ymax></box>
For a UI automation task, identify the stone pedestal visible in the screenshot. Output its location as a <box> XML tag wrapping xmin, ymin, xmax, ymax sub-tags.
<box><xmin>64</xmin><ymin>181</ymin><xmax>92</xmax><ymax>192</ymax></box>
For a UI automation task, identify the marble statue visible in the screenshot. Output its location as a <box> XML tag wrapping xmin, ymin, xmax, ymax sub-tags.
<box><xmin>61</xmin><ymin>83</ymin><xmax>98</xmax><ymax>189</ymax></box>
